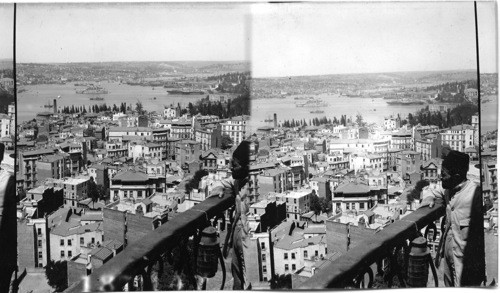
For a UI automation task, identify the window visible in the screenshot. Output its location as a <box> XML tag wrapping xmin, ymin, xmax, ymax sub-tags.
<box><xmin>80</xmin><ymin>237</ymin><xmax>84</xmax><ymax>245</ymax></box>
<box><xmin>37</xmin><ymin>228</ymin><xmax>42</xmax><ymax>235</ymax></box>
<box><xmin>262</xmin><ymin>254</ymin><xmax>266</xmax><ymax>262</ymax></box>
<box><xmin>291</xmin><ymin>253</ymin><xmax>295</xmax><ymax>259</ymax></box>
<box><xmin>38</xmin><ymin>251</ymin><xmax>43</xmax><ymax>259</ymax></box>
<box><xmin>262</xmin><ymin>265</ymin><xmax>267</xmax><ymax>273</ymax></box>
<box><xmin>315</xmin><ymin>250</ymin><xmax>319</xmax><ymax>257</ymax></box>
<box><xmin>325</xmin><ymin>248</ymin><xmax>328</xmax><ymax>254</ymax></box>
<box><xmin>68</xmin><ymin>251</ymin><xmax>72</xmax><ymax>258</ymax></box>
<box><xmin>261</xmin><ymin>242</ymin><xmax>266</xmax><ymax>250</ymax></box>
<box><xmin>292</xmin><ymin>264</ymin><xmax>296</xmax><ymax>271</ymax></box>
<box><xmin>68</xmin><ymin>239</ymin><xmax>72</xmax><ymax>246</ymax></box>
<box><xmin>304</xmin><ymin>250</ymin><xmax>308</xmax><ymax>258</ymax></box>
<box><xmin>285</xmin><ymin>264</ymin><xmax>289</xmax><ymax>271</ymax></box>
<box><xmin>284</xmin><ymin>253</ymin><xmax>288</xmax><ymax>260</ymax></box>
<box><xmin>60</xmin><ymin>239</ymin><xmax>64</xmax><ymax>246</ymax></box>
<box><xmin>61</xmin><ymin>251</ymin><xmax>65</xmax><ymax>258</ymax></box>
<box><xmin>38</xmin><ymin>240</ymin><xmax>42</xmax><ymax>247</ymax></box>
<box><xmin>360</xmin><ymin>202</ymin><xmax>365</xmax><ymax>209</ymax></box>
<box><xmin>92</xmin><ymin>237</ymin><xmax>95</xmax><ymax>244</ymax></box>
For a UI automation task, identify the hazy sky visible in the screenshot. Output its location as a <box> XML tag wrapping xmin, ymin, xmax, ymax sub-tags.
<box><xmin>17</xmin><ymin>3</ymin><xmax>250</xmax><ymax>63</ymax></box>
<box><xmin>0</xmin><ymin>4</ymin><xmax>14</xmax><ymax>60</ymax></box>
<box><xmin>252</xmin><ymin>2</ymin><xmax>497</xmax><ymax>77</ymax></box>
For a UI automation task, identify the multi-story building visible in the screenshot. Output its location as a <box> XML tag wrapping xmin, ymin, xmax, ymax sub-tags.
<box><xmin>163</xmin><ymin>107</ymin><xmax>178</xmax><ymax>119</ymax></box>
<box><xmin>440</xmin><ymin>124</ymin><xmax>474</xmax><ymax>152</ymax></box>
<box><xmin>128</xmin><ymin>141</ymin><xmax>163</xmax><ymax>162</ymax></box>
<box><xmin>332</xmin><ymin>181</ymin><xmax>374</xmax><ymax>212</ymax></box>
<box><xmin>20</xmin><ymin>148</ymin><xmax>58</xmax><ymax>190</ymax></box>
<box><xmin>174</xmin><ymin>140</ymin><xmax>201</xmax><ymax>166</ymax></box>
<box><xmin>414</xmin><ymin>132</ymin><xmax>442</xmax><ymax>161</ymax></box>
<box><xmin>221</xmin><ymin>115</ymin><xmax>249</xmax><ymax>146</ymax></box>
<box><xmin>283</xmin><ymin>189</ymin><xmax>312</xmax><ymax>221</ymax></box>
<box><xmin>384</xmin><ymin>116</ymin><xmax>400</xmax><ymax>130</ymax></box>
<box><xmin>273</xmin><ymin>224</ymin><xmax>327</xmax><ymax>276</ymax></box>
<box><xmin>194</xmin><ymin>124</ymin><xmax>222</xmax><ymax>151</ymax></box>
<box><xmin>108</xmin><ymin>127</ymin><xmax>153</xmax><ymax>141</ymax></box>
<box><xmin>170</xmin><ymin>119</ymin><xmax>193</xmax><ymax>140</ymax></box>
<box><xmin>110</xmin><ymin>170</ymin><xmax>155</xmax><ymax>201</ymax></box>
<box><xmin>350</xmin><ymin>153</ymin><xmax>385</xmax><ymax>173</ymax></box>
<box><xmin>152</xmin><ymin>128</ymin><xmax>170</xmax><ymax>159</ymax></box>
<box><xmin>60</xmin><ymin>177</ymin><xmax>90</xmax><ymax>208</ymax></box>
<box><xmin>391</xmin><ymin>130</ymin><xmax>412</xmax><ymax>150</ymax></box>
<box><xmin>257</xmin><ymin>167</ymin><xmax>289</xmax><ymax>197</ymax></box>
<box><xmin>36</xmin><ymin>154</ymin><xmax>68</xmax><ymax>184</ymax></box>
<box><xmin>396</xmin><ymin>150</ymin><xmax>421</xmax><ymax>180</ymax></box>
<box><xmin>0</xmin><ymin>113</ymin><xmax>11</xmax><ymax>137</ymax></box>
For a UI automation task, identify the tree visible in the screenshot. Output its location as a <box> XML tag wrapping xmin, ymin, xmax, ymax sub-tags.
<box><xmin>221</xmin><ymin>134</ymin><xmax>233</xmax><ymax>150</ymax></box>
<box><xmin>356</xmin><ymin>113</ymin><xmax>364</xmax><ymax>126</ymax></box>
<box><xmin>87</xmin><ymin>177</ymin><xmax>100</xmax><ymax>207</ymax></box>
<box><xmin>309</xmin><ymin>192</ymin><xmax>322</xmax><ymax>221</ymax></box>
<box><xmin>185</xmin><ymin>169</ymin><xmax>209</xmax><ymax>194</ymax></box>
<box><xmin>135</xmin><ymin>100</ymin><xmax>144</xmax><ymax>115</ymax></box>
<box><xmin>271</xmin><ymin>274</ymin><xmax>292</xmax><ymax>289</ymax></box>
<box><xmin>45</xmin><ymin>260</ymin><xmax>68</xmax><ymax>292</ymax></box>
<box><xmin>407</xmin><ymin>180</ymin><xmax>430</xmax><ymax>204</ymax></box>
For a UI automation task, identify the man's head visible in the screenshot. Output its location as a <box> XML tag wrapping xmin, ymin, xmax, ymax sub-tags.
<box><xmin>231</xmin><ymin>141</ymin><xmax>250</xmax><ymax>180</ymax></box>
<box><xmin>441</xmin><ymin>150</ymin><xmax>469</xmax><ymax>189</ymax></box>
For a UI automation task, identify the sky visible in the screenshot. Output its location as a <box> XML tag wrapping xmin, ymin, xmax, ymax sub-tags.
<box><xmin>17</xmin><ymin>3</ymin><xmax>250</xmax><ymax>63</ymax></box>
<box><xmin>252</xmin><ymin>2</ymin><xmax>497</xmax><ymax>77</ymax></box>
<box><xmin>0</xmin><ymin>4</ymin><xmax>14</xmax><ymax>61</ymax></box>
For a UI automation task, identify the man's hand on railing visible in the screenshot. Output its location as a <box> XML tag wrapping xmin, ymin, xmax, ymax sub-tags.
<box><xmin>420</xmin><ymin>184</ymin><xmax>445</xmax><ymax>208</ymax></box>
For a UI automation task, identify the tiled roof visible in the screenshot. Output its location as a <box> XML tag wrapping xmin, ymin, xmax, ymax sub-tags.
<box><xmin>334</xmin><ymin>182</ymin><xmax>370</xmax><ymax>194</ymax></box>
<box><xmin>113</xmin><ymin>170</ymin><xmax>149</xmax><ymax>182</ymax></box>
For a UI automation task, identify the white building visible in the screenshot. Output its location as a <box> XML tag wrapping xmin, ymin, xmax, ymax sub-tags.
<box><xmin>221</xmin><ymin>115</ymin><xmax>249</xmax><ymax>146</ymax></box>
<box><xmin>441</xmin><ymin>124</ymin><xmax>474</xmax><ymax>152</ymax></box>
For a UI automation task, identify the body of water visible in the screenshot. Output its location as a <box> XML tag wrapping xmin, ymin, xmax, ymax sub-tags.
<box><xmin>480</xmin><ymin>95</ymin><xmax>498</xmax><ymax>132</ymax></box>
<box><xmin>17</xmin><ymin>81</ymin><xmax>221</xmax><ymax>122</ymax></box>
<box><xmin>249</xmin><ymin>94</ymin><xmax>443</xmax><ymax>133</ymax></box>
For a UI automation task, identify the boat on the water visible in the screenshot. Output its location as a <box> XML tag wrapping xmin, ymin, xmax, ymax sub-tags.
<box><xmin>310</xmin><ymin>110</ymin><xmax>325</xmax><ymax>114</ymax></box>
<box><xmin>76</xmin><ymin>84</ymin><xmax>109</xmax><ymax>94</ymax></box>
<box><xmin>43</xmin><ymin>100</ymin><xmax>53</xmax><ymax>108</ymax></box>
<box><xmin>386</xmin><ymin>99</ymin><xmax>425</xmax><ymax>105</ymax></box>
<box><xmin>90</xmin><ymin>96</ymin><xmax>104</xmax><ymax>101</ymax></box>
<box><xmin>166</xmin><ymin>89</ymin><xmax>204</xmax><ymax>95</ymax></box>
<box><xmin>296</xmin><ymin>98</ymin><xmax>328</xmax><ymax>108</ymax></box>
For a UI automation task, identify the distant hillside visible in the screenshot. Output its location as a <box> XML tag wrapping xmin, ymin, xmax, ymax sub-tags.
<box><xmin>0</xmin><ymin>59</ymin><xmax>13</xmax><ymax>70</ymax></box>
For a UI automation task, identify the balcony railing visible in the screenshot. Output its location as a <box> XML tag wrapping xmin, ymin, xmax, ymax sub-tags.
<box><xmin>299</xmin><ymin>203</ymin><xmax>445</xmax><ymax>289</ymax></box>
<box><xmin>65</xmin><ymin>194</ymin><xmax>234</xmax><ymax>292</ymax></box>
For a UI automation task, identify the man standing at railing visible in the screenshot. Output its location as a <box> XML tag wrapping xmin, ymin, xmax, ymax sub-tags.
<box><xmin>422</xmin><ymin>150</ymin><xmax>485</xmax><ymax>287</ymax></box>
<box><xmin>209</xmin><ymin>140</ymin><xmax>252</xmax><ymax>290</ymax></box>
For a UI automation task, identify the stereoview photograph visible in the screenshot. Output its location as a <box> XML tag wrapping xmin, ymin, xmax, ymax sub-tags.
<box><xmin>4</xmin><ymin>1</ymin><xmax>498</xmax><ymax>292</ymax></box>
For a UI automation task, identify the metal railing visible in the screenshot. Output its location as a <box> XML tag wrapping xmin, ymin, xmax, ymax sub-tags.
<box><xmin>299</xmin><ymin>203</ymin><xmax>445</xmax><ymax>289</ymax></box>
<box><xmin>65</xmin><ymin>194</ymin><xmax>234</xmax><ymax>292</ymax></box>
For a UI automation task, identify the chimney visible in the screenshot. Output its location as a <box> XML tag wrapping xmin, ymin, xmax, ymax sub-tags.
<box><xmin>274</xmin><ymin>113</ymin><xmax>277</xmax><ymax>128</ymax></box>
<box><xmin>54</xmin><ymin>99</ymin><xmax>57</xmax><ymax>114</ymax></box>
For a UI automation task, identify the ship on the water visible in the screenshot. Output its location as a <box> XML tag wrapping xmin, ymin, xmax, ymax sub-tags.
<box><xmin>386</xmin><ymin>99</ymin><xmax>425</xmax><ymax>105</ymax></box>
<box><xmin>90</xmin><ymin>96</ymin><xmax>104</xmax><ymax>101</ymax></box>
<box><xmin>76</xmin><ymin>84</ymin><xmax>109</xmax><ymax>94</ymax></box>
<box><xmin>166</xmin><ymin>89</ymin><xmax>205</xmax><ymax>95</ymax></box>
<box><xmin>310</xmin><ymin>110</ymin><xmax>325</xmax><ymax>114</ymax></box>
<box><xmin>296</xmin><ymin>98</ymin><xmax>328</xmax><ymax>108</ymax></box>
<box><xmin>43</xmin><ymin>100</ymin><xmax>53</xmax><ymax>108</ymax></box>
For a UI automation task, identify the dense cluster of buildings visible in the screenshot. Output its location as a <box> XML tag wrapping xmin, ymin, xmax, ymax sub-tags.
<box><xmin>16</xmin><ymin>101</ymin><xmax>250</xmax><ymax>287</ymax></box>
<box><xmin>14</xmin><ymin>89</ymin><xmax>497</xmax><ymax>290</ymax></box>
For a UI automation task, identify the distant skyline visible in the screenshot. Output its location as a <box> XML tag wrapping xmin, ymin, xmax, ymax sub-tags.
<box><xmin>0</xmin><ymin>4</ymin><xmax>14</xmax><ymax>62</ymax></box>
<box><xmin>17</xmin><ymin>3</ymin><xmax>250</xmax><ymax>63</ymax></box>
<box><xmin>252</xmin><ymin>2</ymin><xmax>497</xmax><ymax>77</ymax></box>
